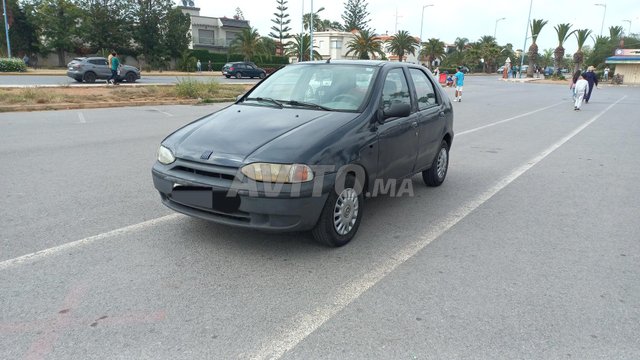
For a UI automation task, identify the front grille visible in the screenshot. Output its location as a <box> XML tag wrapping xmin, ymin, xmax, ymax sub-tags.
<box><xmin>173</xmin><ymin>166</ymin><xmax>236</xmax><ymax>181</ymax></box>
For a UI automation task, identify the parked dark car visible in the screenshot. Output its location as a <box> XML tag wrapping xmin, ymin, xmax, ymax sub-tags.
<box><xmin>66</xmin><ymin>57</ymin><xmax>141</xmax><ymax>83</ymax></box>
<box><xmin>222</xmin><ymin>62</ymin><xmax>267</xmax><ymax>79</ymax></box>
<box><xmin>152</xmin><ymin>60</ymin><xmax>454</xmax><ymax>246</ymax></box>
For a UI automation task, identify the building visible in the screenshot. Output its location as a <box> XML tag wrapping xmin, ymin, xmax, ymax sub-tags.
<box><xmin>179</xmin><ymin>5</ymin><xmax>250</xmax><ymax>53</ymax></box>
<box><xmin>606</xmin><ymin>49</ymin><xmax>640</xmax><ymax>84</ymax></box>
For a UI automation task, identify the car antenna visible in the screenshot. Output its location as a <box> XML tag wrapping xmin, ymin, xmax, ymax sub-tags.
<box><xmin>326</xmin><ymin>58</ymin><xmax>331</xmax><ymax>64</ymax></box>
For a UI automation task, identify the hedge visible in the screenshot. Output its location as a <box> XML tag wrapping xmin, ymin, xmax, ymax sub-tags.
<box><xmin>188</xmin><ymin>50</ymin><xmax>290</xmax><ymax>68</ymax></box>
<box><xmin>0</xmin><ymin>58</ymin><xmax>27</xmax><ymax>72</ymax></box>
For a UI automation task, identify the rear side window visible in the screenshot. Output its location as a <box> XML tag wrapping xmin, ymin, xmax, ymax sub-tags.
<box><xmin>409</xmin><ymin>68</ymin><xmax>438</xmax><ymax>110</ymax></box>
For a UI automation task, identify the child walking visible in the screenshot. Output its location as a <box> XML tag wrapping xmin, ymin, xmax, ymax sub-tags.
<box><xmin>574</xmin><ymin>74</ymin><xmax>588</xmax><ymax>111</ymax></box>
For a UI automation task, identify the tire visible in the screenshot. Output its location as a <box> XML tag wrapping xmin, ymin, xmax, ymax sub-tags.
<box><xmin>125</xmin><ymin>72</ymin><xmax>136</xmax><ymax>83</ymax></box>
<box><xmin>259</xmin><ymin>72</ymin><xmax>266</xmax><ymax>79</ymax></box>
<box><xmin>235</xmin><ymin>72</ymin><xmax>242</xmax><ymax>79</ymax></box>
<box><xmin>225</xmin><ymin>75</ymin><xmax>231</xmax><ymax>78</ymax></box>
<box><xmin>312</xmin><ymin>174</ymin><xmax>364</xmax><ymax>247</ymax></box>
<box><xmin>83</xmin><ymin>72</ymin><xmax>96</xmax><ymax>83</ymax></box>
<box><xmin>422</xmin><ymin>140</ymin><xmax>449</xmax><ymax>187</ymax></box>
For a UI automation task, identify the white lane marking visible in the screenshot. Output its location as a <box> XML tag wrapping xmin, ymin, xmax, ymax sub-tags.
<box><xmin>77</xmin><ymin>112</ymin><xmax>86</xmax><ymax>123</ymax></box>
<box><xmin>150</xmin><ymin>107</ymin><xmax>173</xmax><ymax>117</ymax></box>
<box><xmin>250</xmin><ymin>96</ymin><xmax>626</xmax><ymax>360</ymax></box>
<box><xmin>0</xmin><ymin>214</ymin><xmax>182</xmax><ymax>271</ymax></box>
<box><xmin>456</xmin><ymin>101</ymin><xmax>565</xmax><ymax>136</ymax></box>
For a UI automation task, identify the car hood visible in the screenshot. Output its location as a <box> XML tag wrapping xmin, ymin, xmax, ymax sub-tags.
<box><xmin>166</xmin><ymin>104</ymin><xmax>359</xmax><ymax>167</ymax></box>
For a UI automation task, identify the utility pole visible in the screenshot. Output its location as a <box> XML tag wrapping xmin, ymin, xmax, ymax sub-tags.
<box><xmin>2</xmin><ymin>0</ymin><xmax>11</xmax><ymax>57</ymax></box>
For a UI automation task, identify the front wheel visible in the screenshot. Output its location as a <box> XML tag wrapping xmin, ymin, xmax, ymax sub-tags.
<box><xmin>125</xmin><ymin>72</ymin><xmax>136</xmax><ymax>83</ymax></box>
<box><xmin>312</xmin><ymin>175</ymin><xmax>364</xmax><ymax>247</ymax></box>
<box><xmin>422</xmin><ymin>140</ymin><xmax>449</xmax><ymax>187</ymax></box>
<box><xmin>235</xmin><ymin>72</ymin><xmax>242</xmax><ymax>79</ymax></box>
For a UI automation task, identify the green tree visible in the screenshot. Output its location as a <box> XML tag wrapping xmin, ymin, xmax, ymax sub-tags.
<box><xmin>130</xmin><ymin>0</ymin><xmax>175</xmax><ymax>69</ymax></box>
<box><xmin>475</xmin><ymin>36</ymin><xmax>501</xmax><ymax>72</ymax></box>
<box><xmin>572</xmin><ymin>29</ymin><xmax>592</xmax><ymax>72</ymax></box>
<box><xmin>540</xmin><ymin>48</ymin><xmax>553</xmax><ymax>67</ymax></box>
<box><xmin>302</xmin><ymin>7</ymin><xmax>324</xmax><ymax>32</ymax></box>
<box><xmin>527</xmin><ymin>18</ymin><xmax>548</xmax><ymax>77</ymax></box>
<box><xmin>33</xmin><ymin>0</ymin><xmax>83</xmax><ymax>66</ymax></box>
<box><xmin>385</xmin><ymin>30</ymin><xmax>419</xmax><ymax>62</ymax></box>
<box><xmin>76</xmin><ymin>0</ymin><xmax>132</xmax><ymax>54</ymax></box>
<box><xmin>285</xmin><ymin>33</ymin><xmax>321</xmax><ymax>61</ymax></box>
<box><xmin>162</xmin><ymin>7</ymin><xmax>191</xmax><ymax>58</ymax></box>
<box><xmin>341</xmin><ymin>0</ymin><xmax>370</xmax><ymax>31</ymax></box>
<box><xmin>1</xmin><ymin>0</ymin><xmax>40</xmax><ymax>57</ymax></box>
<box><xmin>553</xmin><ymin>23</ymin><xmax>573</xmax><ymax>76</ymax></box>
<box><xmin>345</xmin><ymin>29</ymin><xmax>383</xmax><ymax>59</ymax></box>
<box><xmin>230</xmin><ymin>27</ymin><xmax>265</xmax><ymax>61</ymax></box>
<box><xmin>420</xmin><ymin>38</ymin><xmax>445</xmax><ymax>68</ymax></box>
<box><xmin>268</xmin><ymin>0</ymin><xmax>291</xmax><ymax>55</ymax></box>
<box><xmin>259</xmin><ymin>36</ymin><xmax>277</xmax><ymax>59</ymax></box>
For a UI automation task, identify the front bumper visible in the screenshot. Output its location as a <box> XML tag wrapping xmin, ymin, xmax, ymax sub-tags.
<box><xmin>151</xmin><ymin>159</ymin><xmax>332</xmax><ymax>232</ymax></box>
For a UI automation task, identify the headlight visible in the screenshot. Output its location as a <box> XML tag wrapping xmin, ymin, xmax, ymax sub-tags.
<box><xmin>241</xmin><ymin>163</ymin><xmax>314</xmax><ymax>183</ymax></box>
<box><xmin>157</xmin><ymin>145</ymin><xmax>176</xmax><ymax>165</ymax></box>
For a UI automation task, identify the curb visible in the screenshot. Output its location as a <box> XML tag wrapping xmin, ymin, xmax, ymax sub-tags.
<box><xmin>0</xmin><ymin>98</ymin><xmax>236</xmax><ymax>113</ymax></box>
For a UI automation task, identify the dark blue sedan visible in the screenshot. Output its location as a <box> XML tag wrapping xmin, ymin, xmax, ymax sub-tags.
<box><xmin>152</xmin><ymin>60</ymin><xmax>454</xmax><ymax>247</ymax></box>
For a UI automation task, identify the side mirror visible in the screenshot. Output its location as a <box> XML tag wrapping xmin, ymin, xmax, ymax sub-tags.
<box><xmin>383</xmin><ymin>102</ymin><xmax>411</xmax><ymax>119</ymax></box>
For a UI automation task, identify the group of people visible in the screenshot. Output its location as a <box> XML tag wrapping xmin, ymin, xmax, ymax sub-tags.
<box><xmin>570</xmin><ymin>66</ymin><xmax>598</xmax><ymax>111</ymax></box>
<box><xmin>196</xmin><ymin>60</ymin><xmax>213</xmax><ymax>72</ymax></box>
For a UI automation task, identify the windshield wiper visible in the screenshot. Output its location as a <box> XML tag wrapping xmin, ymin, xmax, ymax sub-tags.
<box><xmin>244</xmin><ymin>97</ymin><xmax>283</xmax><ymax>108</ymax></box>
<box><xmin>283</xmin><ymin>100</ymin><xmax>333</xmax><ymax>111</ymax></box>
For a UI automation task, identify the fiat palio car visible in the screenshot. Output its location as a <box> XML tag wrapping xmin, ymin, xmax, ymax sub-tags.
<box><xmin>152</xmin><ymin>60</ymin><xmax>454</xmax><ymax>247</ymax></box>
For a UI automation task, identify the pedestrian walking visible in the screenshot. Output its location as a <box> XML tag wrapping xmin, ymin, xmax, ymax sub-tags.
<box><xmin>603</xmin><ymin>66</ymin><xmax>610</xmax><ymax>82</ymax></box>
<box><xmin>433</xmin><ymin>66</ymin><xmax>440</xmax><ymax>76</ymax></box>
<box><xmin>582</xmin><ymin>66</ymin><xmax>598</xmax><ymax>103</ymax></box>
<box><xmin>108</xmin><ymin>52</ymin><xmax>120</xmax><ymax>85</ymax></box>
<box><xmin>208</xmin><ymin>60</ymin><xmax>212</xmax><ymax>72</ymax></box>
<box><xmin>570</xmin><ymin>70</ymin><xmax>581</xmax><ymax>101</ymax></box>
<box><xmin>574</xmin><ymin>74</ymin><xmax>588</xmax><ymax>111</ymax></box>
<box><xmin>453</xmin><ymin>66</ymin><xmax>465</xmax><ymax>102</ymax></box>
<box><xmin>197</xmin><ymin>59</ymin><xmax>202</xmax><ymax>72</ymax></box>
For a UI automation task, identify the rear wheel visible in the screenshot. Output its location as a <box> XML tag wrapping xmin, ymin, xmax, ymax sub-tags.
<box><xmin>259</xmin><ymin>72</ymin><xmax>266</xmax><ymax>79</ymax></box>
<box><xmin>83</xmin><ymin>72</ymin><xmax>96</xmax><ymax>83</ymax></box>
<box><xmin>422</xmin><ymin>140</ymin><xmax>449</xmax><ymax>187</ymax></box>
<box><xmin>312</xmin><ymin>174</ymin><xmax>364</xmax><ymax>247</ymax></box>
<box><xmin>235</xmin><ymin>72</ymin><xmax>242</xmax><ymax>79</ymax></box>
<box><xmin>225</xmin><ymin>75</ymin><xmax>231</xmax><ymax>78</ymax></box>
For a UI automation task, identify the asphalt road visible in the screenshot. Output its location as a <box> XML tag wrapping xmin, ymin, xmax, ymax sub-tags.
<box><xmin>0</xmin><ymin>74</ymin><xmax>259</xmax><ymax>86</ymax></box>
<box><xmin>1</xmin><ymin>78</ymin><xmax>639</xmax><ymax>359</ymax></box>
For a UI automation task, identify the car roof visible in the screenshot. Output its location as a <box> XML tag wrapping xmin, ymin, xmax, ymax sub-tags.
<box><xmin>290</xmin><ymin>60</ymin><xmax>423</xmax><ymax>69</ymax></box>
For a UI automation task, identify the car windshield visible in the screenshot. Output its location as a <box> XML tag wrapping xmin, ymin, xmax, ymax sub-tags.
<box><xmin>243</xmin><ymin>63</ymin><xmax>378</xmax><ymax>112</ymax></box>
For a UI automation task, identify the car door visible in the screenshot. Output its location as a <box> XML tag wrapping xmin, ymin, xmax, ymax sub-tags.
<box><xmin>246</xmin><ymin>64</ymin><xmax>259</xmax><ymax>77</ymax></box>
<box><xmin>90</xmin><ymin>59</ymin><xmax>110</xmax><ymax>78</ymax></box>
<box><xmin>375</xmin><ymin>68</ymin><xmax>420</xmax><ymax>180</ymax></box>
<box><xmin>408</xmin><ymin>68</ymin><xmax>446</xmax><ymax>170</ymax></box>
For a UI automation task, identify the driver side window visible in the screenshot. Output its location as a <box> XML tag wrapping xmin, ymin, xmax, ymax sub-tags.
<box><xmin>382</xmin><ymin>69</ymin><xmax>411</xmax><ymax>112</ymax></box>
<box><xmin>409</xmin><ymin>68</ymin><xmax>438</xmax><ymax>110</ymax></box>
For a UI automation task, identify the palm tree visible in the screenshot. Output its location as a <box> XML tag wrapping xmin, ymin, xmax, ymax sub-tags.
<box><xmin>454</xmin><ymin>37</ymin><xmax>469</xmax><ymax>53</ymax></box>
<box><xmin>345</xmin><ymin>29</ymin><xmax>384</xmax><ymax>59</ymax></box>
<box><xmin>553</xmin><ymin>23</ymin><xmax>573</xmax><ymax>76</ymax></box>
<box><xmin>386</xmin><ymin>30</ymin><xmax>419</xmax><ymax>62</ymax></box>
<box><xmin>420</xmin><ymin>38</ymin><xmax>445</xmax><ymax>68</ymax></box>
<box><xmin>285</xmin><ymin>33</ymin><xmax>322</xmax><ymax>61</ymax></box>
<box><xmin>476</xmin><ymin>36</ymin><xmax>501</xmax><ymax>73</ymax></box>
<box><xmin>230</xmin><ymin>28</ymin><xmax>264</xmax><ymax>61</ymax></box>
<box><xmin>527</xmin><ymin>18</ymin><xmax>548</xmax><ymax>77</ymax></box>
<box><xmin>572</xmin><ymin>29</ymin><xmax>593</xmax><ymax>72</ymax></box>
<box><xmin>609</xmin><ymin>26</ymin><xmax>624</xmax><ymax>42</ymax></box>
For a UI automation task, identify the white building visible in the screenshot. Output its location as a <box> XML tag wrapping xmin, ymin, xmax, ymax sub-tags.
<box><xmin>179</xmin><ymin>6</ymin><xmax>250</xmax><ymax>53</ymax></box>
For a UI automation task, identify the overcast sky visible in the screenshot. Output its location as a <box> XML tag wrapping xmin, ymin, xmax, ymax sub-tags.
<box><xmin>190</xmin><ymin>0</ymin><xmax>639</xmax><ymax>54</ymax></box>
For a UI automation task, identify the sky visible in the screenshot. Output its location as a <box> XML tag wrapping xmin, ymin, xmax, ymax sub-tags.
<box><xmin>189</xmin><ymin>0</ymin><xmax>640</xmax><ymax>54</ymax></box>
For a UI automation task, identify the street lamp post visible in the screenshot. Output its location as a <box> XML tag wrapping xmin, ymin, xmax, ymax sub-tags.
<box><xmin>520</xmin><ymin>0</ymin><xmax>533</xmax><ymax>78</ymax></box>
<box><xmin>310</xmin><ymin>0</ymin><xmax>313</xmax><ymax>61</ymax></box>
<box><xmin>494</xmin><ymin>17</ymin><xmax>506</xmax><ymax>39</ymax></box>
<box><xmin>419</xmin><ymin>4</ymin><xmax>434</xmax><ymax>45</ymax></box>
<box><xmin>623</xmin><ymin>19</ymin><xmax>632</xmax><ymax>36</ymax></box>
<box><xmin>594</xmin><ymin>3</ymin><xmax>607</xmax><ymax>36</ymax></box>
<box><xmin>2</xmin><ymin>0</ymin><xmax>11</xmax><ymax>58</ymax></box>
